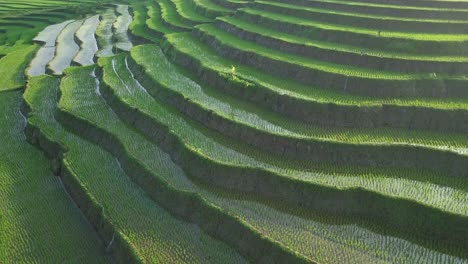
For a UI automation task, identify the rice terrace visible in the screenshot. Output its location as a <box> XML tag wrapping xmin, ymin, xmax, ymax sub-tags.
<box><xmin>1</xmin><ymin>0</ymin><xmax>468</xmax><ymax>262</ymax></box>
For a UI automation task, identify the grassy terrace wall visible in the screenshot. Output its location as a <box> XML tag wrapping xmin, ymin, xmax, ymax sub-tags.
<box><xmin>21</xmin><ymin>80</ymin><xmax>143</xmax><ymax>264</ymax></box>
<box><xmin>160</xmin><ymin>34</ymin><xmax>468</xmax><ymax>133</ymax></box>
<box><xmin>2</xmin><ymin>0</ymin><xmax>468</xmax><ymax>262</ymax></box>
<box><xmin>269</xmin><ymin>0</ymin><xmax>468</xmax><ymax>20</ymax></box>
<box><xmin>235</xmin><ymin>9</ymin><xmax>468</xmax><ymax>56</ymax></box>
<box><xmin>252</xmin><ymin>1</ymin><xmax>468</xmax><ymax>34</ymax></box>
<box><xmin>214</xmin><ymin>18</ymin><xmax>468</xmax><ymax>75</ymax></box>
<box><xmin>53</xmin><ymin>66</ymin><xmax>310</xmax><ymax>264</ymax></box>
<box><xmin>129</xmin><ymin>49</ymin><xmax>468</xmax><ymax>180</ymax></box>
<box><xmin>98</xmin><ymin>55</ymin><xmax>468</xmax><ymax>255</ymax></box>
<box><xmin>193</xmin><ymin>27</ymin><xmax>468</xmax><ymax>98</ymax></box>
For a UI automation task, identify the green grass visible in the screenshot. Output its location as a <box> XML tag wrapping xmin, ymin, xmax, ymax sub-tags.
<box><xmin>120</xmin><ymin>46</ymin><xmax>468</xmax><ymax>217</ymax></box>
<box><xmin>283</xmin><ymin>0</ymin><xmax>468</xmax><ymax>12</ymax></box>
<box><xmin>2</xmin><ymin>0</ymin><xmax>468</xmax><ymax>262</ymax></box>
<box><xmin>129</xmin><ymin>44</ymin><xmax>468</xmax><ymax>155</ymax></box>
<box><xmin>163</xmin><ymin>32</ymin><xmax>468</xmax><ymax>109</ymax></box>
<box><xmin>195</xmin><ymin>23</ymin><xmax>443</xmax><ymax>80</ymax></box>
<box><xmin>158</xmin><ymin>0</ymin><xmax>193</xmax><ymax>30</ymax></box>
<box><xmin>27</xmin><ymin>66</ymin><xmax>248</xmax><ymax>263</ymax></box>
<box><xmin>217</xmin><ymin>16</ymin><xmax>468</xmax><ymax>62</ymax></box>
<box><xmin>0</xmin><ymin>88</ymin><xmax>106</xmax><ymax>263</ymax></box>
<box><xmin>239</xmin><ymin>8</ymin><xmax>468</xmax><ymax>42</ymax></box>
<box><xmin>146</xmin><ymin>1</ymin><xmax>174</xmax><ymax>35</ymax></box>
<box><xmin>0</xmin><ymin>45</ymin><xmax>37</xmax><ymax>90</ymax></box>
<box><xmin>98</xmin><ymin>52</ymin><xmax>468</xmax><ymax>263</ymax></box>
<box><xmin>189</xmin><ymin>0</ymin><xmax>232</xmax><ymax>17</ymax></box>
<box><xmin>256</xmin><ymin>0</ymin><xmax>468</xmax><ymax>23</ymax></box>
<box><xmin>128</xmin><ymin>1</ymin><xmax>159</xmax><ymax>42</ymax></box>
<box><xmin>171</xmin><ymin>0</ymin><xmax>212</xmax><ymax>23</ymax></box>
<box><xmin>211</xmin><ymin>0</ymin><xmax>251</xmax><ymax>10</ymax></box>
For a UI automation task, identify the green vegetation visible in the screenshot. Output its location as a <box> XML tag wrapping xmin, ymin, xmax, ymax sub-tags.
<box><xmin>146</xmin><ymin>1</ymin><xmax>174</xmax><ymax>36</ymax></box>
<box><xmin>131</xmin><ymin>44</ymin><xmax>468</xmax><ymax>156</ymax></box>
<box><xmin>158</xmin><ymin>0</ymin><xmax>193</xmax><ymax>30</ymax></box>
<box><xmin>1</xmin><ymin>0</ymin><xmax>468</xmax><ymax>262</ymax></box>
<box><xmin>162</xmin><ymin>32</ymin><xmax>468</xmax><ymax>109</ymax></box>
<box><xmin>1</xmin><ymin>87</ymin><xmax>106</xmax><ymax>263</ymax></box>
<box><xmin>54</xmin><ymin>66</ymin><xmax>248</xmax><ymax>263</ymax></box>
<box><xmin>97</xmin><ymin>50</ymin><xmax>468</xmax><ymax>261</ymax></box>
<box><xmin>0</xmin><ymin>45</ymin><xmax>37</xmax><ymax>90</ymax></box>
<box><xmin>216</xmin><ymin>16</ymin><xmax>468</xmax><ymax>64</ymax></box>
<box><xmin>238</xmin><ymin>8</ymin><xmax>468</xmax><ymax>42</ymax></box>
<box><xmin>128</xmin><ymin>1</ymin><xmax>159</xmax><ymax>43</ymax></box>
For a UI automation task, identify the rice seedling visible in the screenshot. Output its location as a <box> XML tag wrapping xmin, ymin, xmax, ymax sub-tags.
<box><xmin>145</xmin><ymin>1</ymin><xmax>173</xmax><ymax>36</ymax></box>
<box><xmin>157</xmin><ymin>0</ymin><xmax>193</xmax><ymax>30</ymax></box>
<box><xmin>130</xmin><ymin>44</ymin><xmax>468</xmax><ymax>158</ymax></box>
<box><xmin>27</xmin><ymin>66</ymin><xmax>248</xmax><ymax>263</ymax></box>
<box><xmin>0</xmin><ymin>88</ymin><xmax>106</xmax><ymax>263</ymax></box>
<box><xmin>187</xmin><ymin>0</ymin><xmax>232</xmax><ymax>18</ymax></box>
<box><xmin>97</xmin><ymin>53</ymin><xmax>468</xmax><ymax>262</ymax></box>
<box><xmin>162</xmin><ymin>32</ymin><xmax>468</xmax><ymax>109</ymax></box>
<box><xmin>128</xmin><ymin>1</ymin><xmax>159</xmax><ymax>43</ymax></box>
<box><xmin>0</xmin><ymin>45</ymin><xmax>37</xmax><ymax>90</ymax></box>
<box><xmin>238</xmin><ymin>7</ymin><xmax>468</xmax><ymax>42</ymax></box>
<box><xmin>2</xmin><ymin>0</ymin><xmax>467</xmax><ymax>262</ymax></box>
<box><xmin>216</xmin><ymin>16</ymin><xmax>468</xmax><ymax>64</ymax></box>
<box><xmin>195</xmin><ymin>23</ymin><xmax>445</xmax><ymax>80</ymax></box>
<box><xmin>171</xmin><ymin>0</ymin><xmax>212</xmax><ymax>24</ymax></box>
<box><xmin>270</xmin><ymin>0</ymin><xmax>468</xmax><ymax>20</ymax></box>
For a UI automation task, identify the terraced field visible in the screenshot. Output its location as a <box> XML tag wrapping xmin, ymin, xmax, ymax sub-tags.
<box><xmin>1</xmin><ymin>0</ymin><xmax>467</xmax><ymax>263</ymax></box>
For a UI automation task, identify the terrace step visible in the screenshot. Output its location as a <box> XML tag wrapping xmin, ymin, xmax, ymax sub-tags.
<box><xmin>73</xmin><ymin>15</ymin><xmax>100</xmax><ymax>66</ymax></box>
<box><xmin>186</xmin><ymin>0</ymin><xmax>234</xmax><ymax>18</ymax></box>
<box><xmin>211</xmin><ymin>0</ymin><xmax>251</xmax><ymax>10</ymax></box>
<box><xmin>128</xmin><ymin>1</ymin><xmax>159</xmax><ymax>43</ymax></box>
<box><xmin>145</xmin><ymin>1</ymin><xmax>174</xmax><ymax>38</ymax></box>
<box><xmin>236</xmin><ymin>8</ymin><xmax>468</xmax><ymax>55</ymax></box>
<box><xmin>95</xmin><ymin>8</ymin><xmax>116</xmax><ymax>58</ymax></box>
<box><xmin>24</xmin><ymin>68</ymin><xmax>249</xmax><ymax>263</ymax></box>
<box><xmin>269</xmin><ymin>0</ymin><xmax>468</xmax><ymax>20</ymax></box>
<box><xmin>158</xmin><ymin>0</ymin><xmax>193</xmax><ymax>31</ymax></box>
<box><xmin>112</xmin><ymin>5</ymin><xmax>133</xmax><ymax>52</ymax></box>
<box><xmin>214</xmin><ymin>16</ymin><xmax>468</xmax><ymax>74</ymax></box>
<box><xmin>58</xmin><ymin>64</ymin><xmax>311</xmax><ymax>264</ymax></box>
<box><xmin>134</xmin><ymin>43</ymin><xmax>468</xmax><ymax>179</ymax></box>
<box><xmin>29</xmin><ymin>20</ymin><xmax>71</xmax><ymax>77</ymax></box>
<box><xmin>253</xmin><ymin>1</ymin><xmax>468</xmax><ymax>34</ymax></box>
<box><xmin>171</xmin><ymin>0</ymin><xmax>213</xmax><ymax>24</ymax></box>
<box><xmin>194</xmin><ymin>24</ymin><xmax>468</xmax><ymax>98</ymax></box>
<box><xmin>47</xmin><ymin>20</ymin><xmax>82</xmax><ymax>75</ymax></box>
<box><xmin>0</xmin><ymin>89</ymin><xmax>106</xmax><ymax>263</ymax></box>
<box><xmin>0</xmin><ymin>45</ymin><xmax>37</xmax><ymax>90</ymax></box>
<box><xmin>327</xmin><ymin>0</ymin><xmax>468</xmax><ymax>9</ymax></box>
<box><xmin>162</xmin><ymin>31</ymin><xmax>468</xmax><ymax>133</ymax></box>
<box><xmin>98</xmin><ymin>50</ymin><xmax>468</xmax><ymax>256</ymax></box>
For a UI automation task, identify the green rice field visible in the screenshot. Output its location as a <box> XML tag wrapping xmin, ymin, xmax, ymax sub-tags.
<box><xmin>0</xmin><ymin>0</ymin><xmax>467</xmax><ymax>263</ymax></box>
